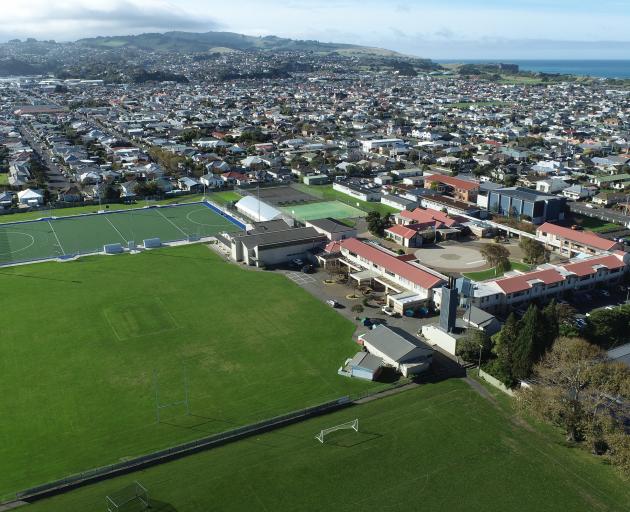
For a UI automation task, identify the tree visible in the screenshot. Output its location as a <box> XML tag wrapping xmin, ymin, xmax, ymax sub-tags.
<box><xmin>351</xmin><ymin>304</ymin><xmax>364</xmax><ymax>315</ymax></box>
<box><xmin>584</xmin><ymin>304</ymin><xmax>630</xmax><ymax>349</ymax></box>
<box><xmin>456</xmin><ymin>329</ymin><xmax>492</xmax><ymax>364</ymax></box>
<box><xmin>541</xmin><ymin>300</ymin><xmax>560</xmax><ymax>353</ymax></box>
<box><xmin>489</xmin><ymin>313</ymin><xmax>519</xmax><ymax>387</ymax></box>
<box><xmin>366</xmin><ymin>211</ymin><xmax>392</xmax><ymax>237</ymax></box>
<box><xmin>480</xmin><ymin>243</ymin><xmax>510</xmax><ymax>272</ymax></box>
<box><xmin>519</xmin><ymin>238</ymin><xmax>548</xmax><ymax>265</ymax></box>
<box><xmin>512</xmin><ymin>304</ymin><xmax>546</xmax><ymax>379</ymax></box>
<box><xmin>517</xmin><ymin>337</ymin><xmax>605</xmax><ymax>443</ymax></box>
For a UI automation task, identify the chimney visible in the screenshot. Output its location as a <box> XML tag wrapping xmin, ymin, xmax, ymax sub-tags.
<box><xmin>439</xmin><ymin>276</ymin><xmax>459</xmax><ymax>334</ymax></box>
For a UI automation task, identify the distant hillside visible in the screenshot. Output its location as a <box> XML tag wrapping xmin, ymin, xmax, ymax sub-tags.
<box><xmin>76</xmin><ymin>30</ymin><xmax>417</xmax><ymax>60</ymax></box>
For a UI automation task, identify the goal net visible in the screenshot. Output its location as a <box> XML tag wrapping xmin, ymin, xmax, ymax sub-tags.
<box><xmin>106</xmin><ymin>481</ymin><xmax>149</xmax><ymax>511</ymax></box>
<box><xmin>315</xmin><ymin>418</ymin><xmax>359</xmax><ymax>443</ymax></box>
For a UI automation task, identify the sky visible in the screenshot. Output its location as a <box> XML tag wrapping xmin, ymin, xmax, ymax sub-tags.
<box><xmin>1</xmin><ymin>0</ymin><xmax>630</xmax><ymax>60</ymax></box>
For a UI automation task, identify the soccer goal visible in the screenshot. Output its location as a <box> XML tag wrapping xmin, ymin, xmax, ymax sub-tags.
<box><xmin>106</xmin><ymin>481</ymin><xmax>150</xmax><ymax>511</ymax></box>
<box><xmin>315</xmin><ymin>418</ymin><xmax>359</xmax><ymax>443</ymax></box>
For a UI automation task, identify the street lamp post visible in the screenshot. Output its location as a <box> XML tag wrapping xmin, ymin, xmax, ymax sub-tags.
<box><xmin>478</xmin><ymin>344</ymin><xmax>483</xmax><ymax>376</ymax></box>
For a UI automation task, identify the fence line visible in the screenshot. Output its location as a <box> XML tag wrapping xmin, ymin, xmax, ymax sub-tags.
<box><xmin>14</xmin><ymin>397</ymin><xmax>353</xmax><ymax>503</ymax></box>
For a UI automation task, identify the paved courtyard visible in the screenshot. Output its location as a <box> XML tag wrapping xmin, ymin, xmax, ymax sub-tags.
<box><xmin>415</xmin><ymin>242</ymin><xmax>488</xmax><ymax>271</ymax></box>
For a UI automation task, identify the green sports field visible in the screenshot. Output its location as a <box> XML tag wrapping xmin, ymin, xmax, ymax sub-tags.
<box><xmin>0</xmin><ymin>245</ymin><xmax>381</xmax><ymax>499</ymax></box>
<box><xmin>280</xmin><ymin>200</ymin><xmax>367</xmax><ymax>221</ymax></box>
<box><xmin>27</xmin><ymin>379</ymin><xmax>630</xmax><ymax>512</ymax></box>
<box><xmin>0</xmin><ymin>203</ymin><xmax>241</xmax><ymax>265</ymax></box>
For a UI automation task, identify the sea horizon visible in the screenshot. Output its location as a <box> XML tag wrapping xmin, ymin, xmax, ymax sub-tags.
<box><xmin>437</xmin><ymin>59</ymin><xmax>630</xmax><ymax>79</ymax></box>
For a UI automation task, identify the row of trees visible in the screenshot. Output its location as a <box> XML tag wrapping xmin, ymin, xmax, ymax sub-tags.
<box><xmin>366</xmin><ymin>211</ymin><xmax>393</xmax><ymax>237</ymax></box>
<box><xmin>457</xmin><ymin>302</ymin><xmax>575</xmax><ymax>387</ymax></box>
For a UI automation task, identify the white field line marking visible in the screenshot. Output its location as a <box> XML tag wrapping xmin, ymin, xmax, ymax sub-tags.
<box><xmin>48</xmin><ymin>220</ymin><xmax>65</xmax><ymax>255</ymax></box>
<box><xmin>103</xmin><ymin>215</ymin><xmax>129</xmax><ymax>244</ymax></box>
<box><xmin>466</xmin><ymin>259</ymin><xmax>486</xmax><ymax>266</ymax></box>
<box><xmin>156</xmin><ymin>208</ymin><xmax>189</xmax><ymax>238</ymax></box>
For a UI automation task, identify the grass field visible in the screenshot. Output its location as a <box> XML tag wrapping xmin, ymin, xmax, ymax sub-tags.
<box><xmin>572</xmin><ymin>214</ymin><xmax>621</xmax><ymax>233</ymax></box>
<box><xmin>293</xmin><ymin>184</ymin><xmax>398</xmax><ymax>216</ymax></box>
<box><xmin>0</xmin><ymin>203</ymin><xmax>241</xmax><ymax>265</ymax></box>
<box><xmin>0</xmin><ymin>245</ymin><xmax>382</xmax><ymax>499</ymax></box>
<box><xmin>207</xmin><ymin>190</ymin><xmax>242</xmax><ymax>205</ymax></box>
<box><xmin>280</xmin><ymin>200</ymin><xmax>367</xmax><ymax>221</ymax></box>
<box><xmin>27</xmin><ymin>379</ymin><xmax>630</xmax><ymax>512</ymax></box>
<box><xmin>0</xmin><ymin>173</ymin><xmax>8</xmax><ymax>186</ymax></box>
<box><xmin>463</xmin><ymin>260</ymin><xmax>532</xmax><ymax>282</ymax></box>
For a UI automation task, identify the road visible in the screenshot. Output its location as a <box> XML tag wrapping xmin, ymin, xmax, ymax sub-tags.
<box><xmin>18</xmin><ymin>123</ymin><xmax>71</xmax><ymax>191</ymax></box>
<box><xmin>569</xmin><ymin>202</ymin><xmax>630</xmax><ymax>228</ymax></box>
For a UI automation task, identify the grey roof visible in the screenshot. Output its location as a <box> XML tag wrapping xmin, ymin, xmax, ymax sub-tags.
<box><xmin>238</xmin><ymin>226</ymin><xmax>326</xmax><ymax>250</ymax></box>
<box><xmin>608</xmin><ymin>343</ymin><xmax>630</xmax><ymax>368</ymax></box>
<box><xmin>464</xmin><ymin>306</ymin><xmax>497</xmax><ymax>328</ymax></box>
<box><xmin>361</xmin><ymin>325</ymin><xmax>433</xmax><ymax>363</ymax></box>
<box><xmin>493</xmin><ymin>186</ymin><xmax>562</xmax><ymax>202</ymax></box>
<box><xmin>349</xmin><ymin>352</ymin><xmax>383</xmax><ymax>372</ymax></box>
<box><xmin>307</xmin><ymin>218</ymin><xmax>356</xmax><ymax>233</ymax></box>
<box><xmin>381</xmin><ymin>194</ymin><xmax>418</xmax><ymax>207</ymax></box>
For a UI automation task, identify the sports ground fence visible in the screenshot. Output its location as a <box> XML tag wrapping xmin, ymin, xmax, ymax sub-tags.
<box><xmin>11</xmin><ymin>379</ymin><xmax>414</xmax><ymax>504</ymax></box>
<box><xmin>0</xmin><ymin>199</ymin><xmax>247</xmax><ymax>268</ymax></box>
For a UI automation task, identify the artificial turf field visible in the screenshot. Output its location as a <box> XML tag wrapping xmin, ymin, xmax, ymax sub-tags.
<box><xmin>280</xmin><ymin>200</ymin><xmax>367</xmax><ymax>222</ymax></box>
<box><xmin>0</xmin><ymin>202</ymin><xmax>241</xmax><ymax>265</ymax></box>
<box><xmin>0</xmin><ymin>245</ymin><xmax>382</xmax><ymax>499</ymax></box>
<box><xmin>27</xmin><ymin>379</ymin><xmax>630</xmax><ymax>512</ymax></box>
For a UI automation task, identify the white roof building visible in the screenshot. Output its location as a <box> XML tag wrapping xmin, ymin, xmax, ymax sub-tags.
<box><xmin>235</xmin><ymin>196</ymin><xmax>283</xmax><ymax>222</ymax></box>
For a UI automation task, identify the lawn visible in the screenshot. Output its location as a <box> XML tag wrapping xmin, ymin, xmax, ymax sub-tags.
<box><xmin>0</xmin><ymin>245</ymin><xmax>382</xmax><ymax>499</ymax></box>
<box><xmin>572</xmin><ymin>214</ymin><xmax>620</xmax><ymax>233</ymax></box>
<box><xmin>0</xmin><ymin>173</ymin><xmax>8</xmax><ymax>186</ymax></box>
<box><xmin>463</xmin><ymin>260</ymin><xmax>532</xmax><ymax>282</ymax></box>
<box><xmin>27</xmin><ymin>379</ymin><xmax>630</xmax><ymax>512</ymax></box>
<box><xmin>207</xmin><ymin>190</ymin><xmax>241</xmax><ymax>205</ymax></box>
<box><xmin>293</xmin><ymin>183</ymin><xmax>398</xmax><ymax>216</ymax></box>
<box><xmin>0</xmin><ymin>194</ymin><xmax>209</xmax><ymax>225</ymax></box>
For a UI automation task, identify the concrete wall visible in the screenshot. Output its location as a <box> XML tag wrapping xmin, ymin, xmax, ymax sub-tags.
<box><xmin>421</xmin><ymin>325</ymin><xmax>458</xmax><ymax>355</ymax></box>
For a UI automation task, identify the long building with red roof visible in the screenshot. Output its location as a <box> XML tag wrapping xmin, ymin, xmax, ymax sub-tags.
<box><xmin>470</xmin><ymin>251</ymin><xmax>628</xmax><ymax>313</ymax></box>
<box><xmin>536</xmin><ymin>222</ymin><xmax>621</xmax><ymax>257</ymax></box>
<box><xmin>423</xmin><ymin>174</ymin><xmax>480</xmax><ymax>202</ymax></box>
<box><xmin>337</xmin><ymin>238</ymin><xmax>446</xmax><ymax>305</ymax></box>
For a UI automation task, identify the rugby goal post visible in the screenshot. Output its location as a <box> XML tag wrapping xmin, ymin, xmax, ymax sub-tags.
<box><xmin>106</xmin><ymin>481</ymin><xmax>150</xmax><ymax>511</ymax></box>
<box><xmin>315</xmin><ymin>418</ymin><xmax>359</xmax><ymax>443</ymax></box>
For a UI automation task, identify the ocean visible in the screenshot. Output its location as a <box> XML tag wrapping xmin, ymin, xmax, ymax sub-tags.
<box><xmin>438</xmin><ymin>60</ymin><xmax>630</xmax><ymax>79</ymax></box>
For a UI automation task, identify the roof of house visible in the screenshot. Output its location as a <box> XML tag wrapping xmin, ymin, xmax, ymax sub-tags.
<box><xmin>238</xmin><ymin>226</ymin><xmax>326</xmax><ymax>250</ymax></box>
<box><xmin>537</xmin><ymin>222</ymin><xmax>619</xmax><ymax>252</ymax></box>
<box><xmin>608</xmin><ymin>343</ymin><xmax>630</xmax><ymax>367</ymax></box>
<box><xmin>340</xmin><ymin>238</ymin><xmax>444</xmax><ymax>290</ymax></box>
<box><xmin>562</xmin><ymin>254</ymin><xmax>625</xmax><ymax>277</ymax></box>
<box><xmin>385</xmin><ymin>224</ymin><xmax>421</xmax><ymax>240</ymax></box>
<box><xmin>495</xmin><ymin>268</ymin><xmax>565</xmax><ymax>294</ymax></box>
<box><xmin>423</xmin><ymin>174</ymin><xmax>480</xmax><ymax>191</ymax></box>
<box><xmin>360</xmin><ymin>325</ymin><xmax>433</xmax><ymax>363</ymax></box>
<box><xmin>399</xmin><ymin>207</ymin><xmax>462</xmax><ymax>228</ymax></box>
<box><xmin>349</xmin><ymin>351</ymin><xmax>383</xmax><ymax>372</ymax></box>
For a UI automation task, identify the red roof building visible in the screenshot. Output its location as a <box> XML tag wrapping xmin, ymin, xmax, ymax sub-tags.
<box><xmin>537</xmin><ymin>222</ymin><xmax>620</xmax><ymax>256</ymax></box>
<box><xmin>423</xmin><ymin>174</ymin><xmax>480</xmax><ymax>202</ymax></box>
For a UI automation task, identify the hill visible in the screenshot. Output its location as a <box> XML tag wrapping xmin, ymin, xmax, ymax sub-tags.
<box><xmin>77</xmin><ymin>30</ymin><xmax>413</xmax><ymax>59</ymax></box>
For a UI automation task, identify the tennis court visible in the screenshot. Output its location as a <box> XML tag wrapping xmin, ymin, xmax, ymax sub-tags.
<box><xmin>0</xmin><ymin>202</ymin><xmax>243</xmax><ymax>266</ymax></box>
<box><xmin>280</xmin><ymin>201</ymin><xmax>366</xmax><ymax>222</ymax></box>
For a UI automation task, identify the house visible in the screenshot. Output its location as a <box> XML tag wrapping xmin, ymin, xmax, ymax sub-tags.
<box><xmin>57</xmin><ymin>185</ymin><xmax>83</xmax><ymax>203</ymax></box>
<box><xmin>17</xmin><ymin>188</ymin><xmax>43</xmax><ymax>206</ymax></box>
<box><xmin>536</xmin><ymin>179</ymin><xmax>569</xmax><ymax>194</ymax></box>
<box><xmin>0</xmin><ymin>191</ymin><xmax>14</xmax><ymax>209</ymax></box>
<box><xmin>199</xmin><ymin>173</ymin><xmax>224</xmax><ymax>189</ymax></box>
<box><xmin>536</xmin><ymin>222</ymin><xmax>620</xmax><ymax>257</ymax></box>
<box><xmin>385</xmin><ymin>224</ymin><xmax>425</xmax><ymax>248</ymax></box>
<box><xmin>305</xmin><ymin>218</ymin><xmax>357</xmax><ymax>241</ymax></box>
<box><xmin>423</xmin><ymin>174</ymin><xmax>480</xmax><ymax>202</ymax></box>
<box><xmin>358</xmin><ymin>325</ymin><xmax>433</xmax><ymax>377</ymax></box>
<box><xmin>333</xmin><ymin>179</ymin><xmax>381</xmax><ymax>202</ymax></box>
<box><xmin>178</xmin><ymin>177</ymin><xmax>202</xmax><ymax>192</ymax></box>
<box><xmin>562</xmin><ymin>185</ymin><xmax>596</xmax><ymax>201</ymax></box>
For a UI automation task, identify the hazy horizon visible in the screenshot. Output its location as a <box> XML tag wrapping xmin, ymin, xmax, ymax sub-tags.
<box><xmin>1</xmin><ymin>0</ymin><xmax>630</xmax><ymax>60</ymax></box>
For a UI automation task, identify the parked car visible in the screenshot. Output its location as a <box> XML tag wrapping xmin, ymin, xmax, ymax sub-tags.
<box><xmin>301</xmin><ymin>264</ymin><xmax>314</xmax><ymax>274</ymax></box>
<box><xmin>326</xmin><ymin>299</ymin><xmax>339</xmax><ymax>308</ymax></box>
<box><xmin>381</xmin><ymin>306</ymin><xmax>399</xmax><ymax>317</ymax></box>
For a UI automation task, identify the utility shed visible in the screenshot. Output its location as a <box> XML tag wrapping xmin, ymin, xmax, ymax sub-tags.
<box><xmin>358</xmin><ymin>325</ymin><xmax>433</xmax><ymax>377</ymax></box>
